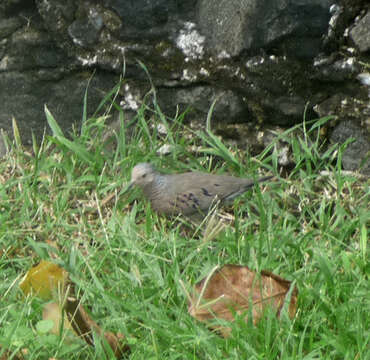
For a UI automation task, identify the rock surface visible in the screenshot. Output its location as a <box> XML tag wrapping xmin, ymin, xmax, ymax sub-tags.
<box><xmin>349</xmin><ymin>10</ymin><xmax>370</xmax><ymax>52</ymax></box>
<box><xmin>0</xmin><ymin>0</ymin><xmax>369</xmax><ymax>173</ymax></box>
<box><xmin>330</xmin><ymin>120</ymin><xmax>370</xmax><ymax>175</ymax></box>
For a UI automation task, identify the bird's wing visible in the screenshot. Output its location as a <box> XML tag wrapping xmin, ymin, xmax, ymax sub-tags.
<box><xmin>164</xmin><ymin>173</ymin><xmax>251</xmax><ymax>214</ymax></box>
<box><xmin>155</xmin><ymin>172</ymin><xmax>272</xmax><ymax>216</ymax></box>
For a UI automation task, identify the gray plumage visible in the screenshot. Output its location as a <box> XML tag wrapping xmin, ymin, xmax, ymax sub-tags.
<box><xmin>129</xmin><ymin>162</ymin><xmax>273</xmax><ymax>217</ymax></box>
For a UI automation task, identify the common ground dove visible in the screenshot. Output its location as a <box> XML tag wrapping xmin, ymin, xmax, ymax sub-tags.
<box><xmin>129</xmin><ymin>162</ymin><xmax>273</xmax><ymax>217</ymax></box>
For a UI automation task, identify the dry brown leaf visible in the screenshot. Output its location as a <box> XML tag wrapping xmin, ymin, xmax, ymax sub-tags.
<box><xmin>188</xmin><ymin>264</ymin><xmax>298</xmax><ymax>337</ymax></box>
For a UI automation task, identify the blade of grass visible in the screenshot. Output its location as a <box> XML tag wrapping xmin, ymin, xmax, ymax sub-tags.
<box><xmin>45</xmin><ymin>105</ymin><xmax>64</xmax><ymax>138</ymax></box>
<box><xmin>12</xmin><ymin>117</ymin><xmax>22</xmax><ymax>149</ymax></box>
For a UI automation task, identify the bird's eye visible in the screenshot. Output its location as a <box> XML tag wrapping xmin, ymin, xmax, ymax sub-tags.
<box><xmin>142</xmin><ymin>174</ymin><xmax>147</xmax><ymax>178</ymax></box>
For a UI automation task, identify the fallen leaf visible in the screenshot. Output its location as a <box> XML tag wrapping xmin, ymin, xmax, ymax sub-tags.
<box><xmin>42</xmin><ymin>302</ymin><xmax>74</xmax><ymax>336</ymax></box>
<box><xmin>19</xmin><ymin>260</ymin><xmax>130</xmax><ymax>358</ymax></box>
<box><xmin>188</xmin><ymin>264</ymin><xmax>298</xmax><ymax>337</ymax></box>
<box><xmin>19</xmin><ymin>260</ymin><xmax>68</xmax><ymax>300</ymax></box>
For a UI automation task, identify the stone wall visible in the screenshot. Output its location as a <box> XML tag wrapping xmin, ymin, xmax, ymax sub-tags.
<box><xmin>0</xmin><ymin>0</ymin><xmax>369</xmax><ymax>174</ymax></box>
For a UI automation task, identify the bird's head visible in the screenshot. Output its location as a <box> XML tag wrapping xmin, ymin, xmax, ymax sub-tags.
<box><xmin>129</xmin><ymin>162</ymin><xmax>156</xmax><ymax>189</ymax></box>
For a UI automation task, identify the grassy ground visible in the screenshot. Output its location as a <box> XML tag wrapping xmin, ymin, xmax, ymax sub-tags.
<box><xmin>0</xmin><ymin>89</ymin><xmax>369</xmax><ymax>359</ymax></box>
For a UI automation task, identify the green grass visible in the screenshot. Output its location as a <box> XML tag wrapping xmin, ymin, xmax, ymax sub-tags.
<box><xmin>0</xmin><ymin>83</ymin><xmax>369</xmax><ymax>359</ymax></box>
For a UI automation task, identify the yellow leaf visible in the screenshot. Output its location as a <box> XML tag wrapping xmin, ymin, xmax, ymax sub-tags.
<box><xmin>19</xmin><ymin>260</ymin><xmax>68</xmax><ymax>300</ymax></box>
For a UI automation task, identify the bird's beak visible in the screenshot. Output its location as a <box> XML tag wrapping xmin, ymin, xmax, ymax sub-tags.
<box><xmin>119</xmin><ymin>181</ymin><xmax>135</xmax><ymax>197</ymax></box>
<box><xmin>127</xmin><ymin>181</ymin><xmax>134</xmax><ymax>191</ymax></box>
